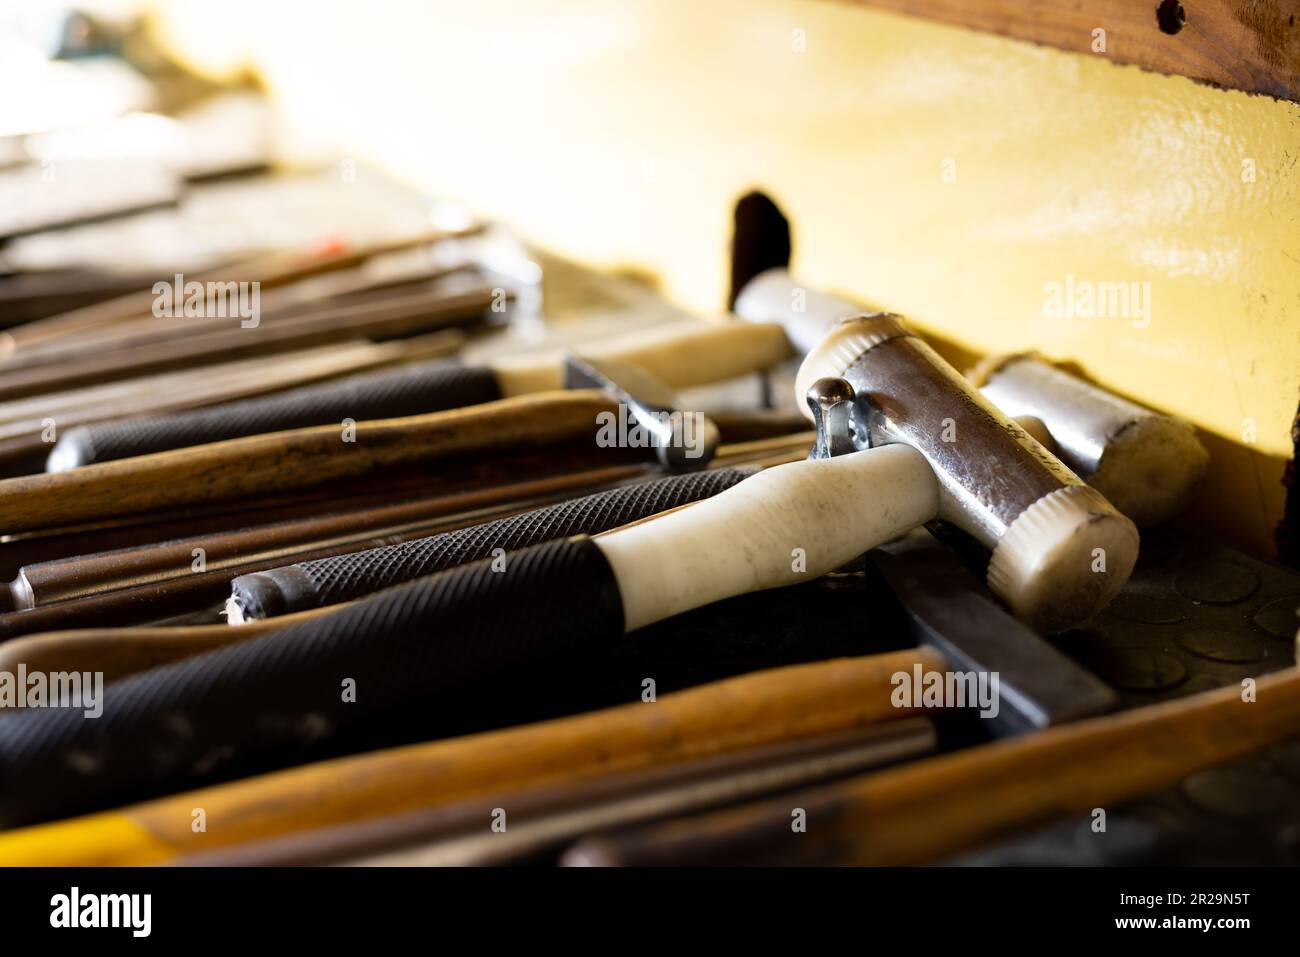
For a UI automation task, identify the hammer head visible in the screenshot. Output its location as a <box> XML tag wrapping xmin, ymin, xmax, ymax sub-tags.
<box><xmin>798</xmin><ymin>314</ymin><xmax>1139</xmax><ymax>634</ymax></box>
<box><xmin>562</xmin><ymin>354</ymin><xmax>720</xmax><ymax>471</ymax></box>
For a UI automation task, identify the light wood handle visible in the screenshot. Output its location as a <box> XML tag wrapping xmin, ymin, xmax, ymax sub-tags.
<box><xmin>569</xmin><ymin>666</ymin><xmax>1300</xmax><ymax>866</ymax></box>
<box><xmin>0</xmin><ymin>391</ymin><xmax>616</xmax><ymax>534</ymax></box>
<box><xmin>491</xmin><ymin>319</ymin><xmax>794</xmax><ymax>395</ymax></box>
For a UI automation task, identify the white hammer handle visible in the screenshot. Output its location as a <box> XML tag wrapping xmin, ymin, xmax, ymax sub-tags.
<box><xmin>598</xmin><ymin>444</ymin><xmax>938</xmax><ymax>631</ymax></box>
<box><xmin>492</xmin><ymin>319</ymin><xmax>793</xmax><ymax>395</ymax></box>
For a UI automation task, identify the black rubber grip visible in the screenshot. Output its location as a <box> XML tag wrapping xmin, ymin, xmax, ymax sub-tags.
<box><xmin>0</xmin><ymin>536</ymin><xmax>623</xmax><ymax>827</ymax></box>
<box><xmin>230</xmin><ymin>466</ymin><xmax>756</xmax><ymax>620</ymax></box>
<box><xmin>48</xmin><ymin>358</ymin><xmax>502</xmax><ymax>468</ymax></box>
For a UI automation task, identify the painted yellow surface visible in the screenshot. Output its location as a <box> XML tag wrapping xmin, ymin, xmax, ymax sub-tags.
<box><xmin>152</xmin><ymin>0</ymin><xmax>1299</xmax><ymax>554</ymax></box>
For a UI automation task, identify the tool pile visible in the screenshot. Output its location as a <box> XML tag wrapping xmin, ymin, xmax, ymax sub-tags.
<box><xmin>0</xmin><ymin>25</ymin><xmax>1296</xmax><ymax>868</ymax></box>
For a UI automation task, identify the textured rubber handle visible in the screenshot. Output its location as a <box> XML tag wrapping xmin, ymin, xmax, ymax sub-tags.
<box><xmin>229</xmin><ymin>466</ymin><xmax>757</xmax><ymax>620</ymax></box>
<box><xmin>0</xmin><ymin>536</ymin><xmax>623</xmax><ymax>827</ymax></box>
<box><xmin>47</xmin><ymin>359</ymin><xmax>502</xmax><ymax>469</ymax></box>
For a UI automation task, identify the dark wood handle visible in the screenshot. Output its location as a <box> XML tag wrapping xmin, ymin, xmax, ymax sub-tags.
<box><xmin>0</xmin><ymin>391</ymin><xmax>617</xmax><ymax>534</ymax></box>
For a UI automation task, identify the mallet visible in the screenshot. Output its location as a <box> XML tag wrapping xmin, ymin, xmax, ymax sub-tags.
<box><xmin>796</xmin><ymin>315</ymin><xmax>1139</xmax><ymax>633</ymax></box>
<box><xmin>730</xmin><ymin>190</ymin><xmax>1208</xmax><ymax>526</ymax></box>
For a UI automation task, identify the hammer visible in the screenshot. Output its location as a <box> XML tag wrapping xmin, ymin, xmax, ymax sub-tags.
<box><xmin>730</xmin><ymin>191</ymin><xmax>1209</xmax><ymax>526</ymax></box>
<box><xmin>45</xmin><ymin>316</ymin><xmax>789</xmax><ymax>470</ymax></box>
<box><xmin>0</xmin><ymin>339</ymin><xmax>760</xmax><ymax>535</ymax></box>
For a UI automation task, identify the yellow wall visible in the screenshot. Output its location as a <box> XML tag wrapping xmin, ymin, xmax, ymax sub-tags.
<box><xmin>152</xmin><ymin>0</ymin><xmax>1299</xmax><ymax>556</ymax></box>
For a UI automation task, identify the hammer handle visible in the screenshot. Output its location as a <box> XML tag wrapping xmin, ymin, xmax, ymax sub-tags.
<box><xmin>229</xmin><ymin>466</ymin><xmax>758</xmax><ymax>619</ymax></box>
<box><xmin>0</xmin><ymin>537</ymin><xmax>626</xmax><ymax>826</ymax></box>
<box><xmin>0</xmin><ymin>446</ymin><xmax>937</xmax><ymax>822</ymax></box>
<box><xmin>565</xmin><ymin>667</ymin><xmax>1300</xmax><ymax>866</ymax></box>
<box><xmin>0</xmin><ymin>283</ymin><xmax>493</xmax><ymax>402</ymax></box>
<box><xmin>0</xmin><ymin>391</ymin><xmax>616</xmax><ymax>534</ymax></box>
<box><xmin>0</xmin><ymin>608</ymin><xmax>332</xmax><ymax>686</ymax></box>
<box><xmin>490</xmin><ymin>319</ymin><xmax>793</xmax><ymax>395</ymax></box>
<box><xmin>2</xmin><ymin>227</ymin><xmax>482</xmax><ymax>354</ymax></box>
<box><xmin>49</xmin><ymin>358</ymin><xmax>502</xmax><ymax>469</ymax></box>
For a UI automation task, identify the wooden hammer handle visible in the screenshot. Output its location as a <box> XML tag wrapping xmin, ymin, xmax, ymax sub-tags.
<box><xmin>0</xmin><ymin>391</ymin><xmax>617</xmax><ymax>534</ymax></box>
<box><xmin>565</xmin><ymin>667</ymin><xmax>1300</xmax><ymax>866</ymax></box>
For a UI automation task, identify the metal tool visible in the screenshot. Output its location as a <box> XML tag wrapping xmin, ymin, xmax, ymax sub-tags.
<box><xmin>729</xmin><ymin>191</ymin><xmax>1208</xmax><ymax>526</ymax></box>
<box><xmin>177</xmin><ymin>721</ymin><xmax>936</xmax><ymax>867</ymax></box>
<box><xmin>795</xmin><ymin>323</ymin><xmax>1138</xmax><ymax>633</ymax></box>
<box><xmin>968</xmin><ymin>352</ymin><xmax>1209</xmax><ymax>525</ymax></box>
<box><xmin>0</xmin><ymin>441</ymin><xmax>939</xmax><ymax>823</ymax></box>
<box><xmin>0</xmin><ymin>316</ymin><xmax>1141</xmax><ymax>816</ymax></box>
<box><xmin>0</xmin><ymin>391</ymin><xmax>623</xmax><ymax>536</ymax></box>
<box><xmin>871</xmin><ymin>529</ymin><xmax>1117</xmax><ymax>737</ymax></box>
<box><xmin>226</xmin><ymin>465</ymin><xmax>752</xmax><ymax>623</ymax></box>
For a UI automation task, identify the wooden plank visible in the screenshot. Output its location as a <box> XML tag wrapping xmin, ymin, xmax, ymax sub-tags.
<box><xmin>843</xmin><ymin>0</ymin><xmax>1300</xmax><ymax>101</ymax></box>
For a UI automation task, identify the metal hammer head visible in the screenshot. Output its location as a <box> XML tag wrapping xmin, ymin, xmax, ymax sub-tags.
<box><xmin>563</xmin><ymin>354</ymin><xmax>720</xmax><ymax>471</ymax></box>
<box><xmin>797</xmin><ymin>314</ymin><xmax>1139</xmax><ymax>634</ymax></box>
<box><xmin>969</xmin><ymin>353</ymin><xmax>1209</xmax><ymax>526</ymax></box>
<box><xmin>728</xmin><ymin>196</ymin><xmax>1206</xmax><ymax>529</ymax></box>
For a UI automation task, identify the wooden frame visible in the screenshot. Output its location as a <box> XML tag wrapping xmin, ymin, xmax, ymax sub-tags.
<box><xmin>844</xmin><ymin>0</ymin><xmax>1300</xmax><ymax>101</ymax></box>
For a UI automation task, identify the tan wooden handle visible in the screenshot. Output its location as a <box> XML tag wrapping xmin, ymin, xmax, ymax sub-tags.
<box><xmin>566</xmin><ymin>666</ymin><xmax>1300</xmax><ymax>866</ymax></box>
